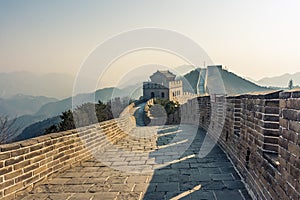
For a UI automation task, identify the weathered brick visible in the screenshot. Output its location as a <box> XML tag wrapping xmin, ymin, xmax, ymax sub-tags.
<box><xmin>11</xmin><ymin>148</ymin><xmax>29</xmax><ymax>157</ymax></box>
<box><xmin>263</xmin><ymin>115</ymin><xmax>279</xmax><ymax>122</ymax></box>
<box><xmin>58</xmin><ymin>146</ymin><xmax>69</xmax><ymax>153</ymax></box>
<box><xmin>1</xmin><ymin>193</ymin><xmax>15</xmax><ymax>200</ymax></box>
<box><xmin>288</xmin><ymin>142</ymin><xmax>300</xmax><ymax>157</ymax></box>
<box><xmin>264</xmin><ymin>107</ymin><xmax>279</xmax><ymax>114</ymax></box>
<box><xmin>279</xmin><ymin>148</ymin><xmax>290</xmax><ymax>161</ymax></box>
<box><xmin>25</xmin><ymin>150</ymin><xmax>41</xmax><ymax>159</ymax></box>
<box><xmin>24</xmin><ymin>174</ymin><xmax>40</xmax><ymax>185</ymax></box>
<box><xmin>263</xmin><ymin>143</ymin><xmax>278</xmax><ymax>152</ymax></box>
<box><xmin>4</xmin><ymin>182</ymin><xmax>22</xmax><ymax>195</ymax></box>
<box><xmin>32</xmin><ymin>154</ymin><xmax>46</xmax><ymax>163</ymax></box>
<box><xmin>29</xmin><ymin>143</ymin><xmax>44</xmax><ymax>152</ymax></box>
<box><xmin>43</xmin><ymin>140</ymin><xmax>53</xmax><ymax>147</ymax></box>
<box><xmin>42</xmin><ymin>146</ymin><xmax>54</xmax><ymax>154</ymax></box>
<box><xmin>292</xmin><ymin>90</ymin><xmax>300</xmax><ymax>98</ymax></box>
<box><xmin>13</xmin><ymin>160</ymin><xmax>30</xmax><ymax>170</ymax></box>
<box><xmin>279</xmin><ymin>137</ymin><xmax>288</xmax><ymax>150</ymax></box>
<box><xmin>4</xmin><ymin>156</ymin><xmax>24</xmax><ymax>166</ymax></box>
<box><xmin>286</xmin><ymin>99</ymin><xmax>300</xmax><ymax>110</ymax></box>
<box><xmin>23</xmin><ymin>163</ymin><xmax>39</xmax><ymax>173</ymax></box>
<box><xmin>19</xmin><ymin>139</ymin><xmax>37</xmax><ymax>147</ymax></box>
<box><xmin>288</xmin><ymin>120</ymin><xmax>300</xmax><ymax>133</ymax></box>
<box><xmin>0</xmin><ymin>167</ymin><xmax>12</xmax><ymax>176</ymax></box>
<box><xmin>263</xmin><ymin>122</ymin><xmax>279</xmax><ymax>129</ymax></box>
<box><xmin>40</xmin><ymin>168</ymin><xmax>53</xmax><ymax>177</ymax></box>
<box><xmin>59</xmin><ymin>155</ymin><xmax>70</xmax><ymax>162</ymax></box>
<box><xmin>15</xmin><ymin>172</ymin><xmax>32</xmax><ymax>183</ymax></box>
<box><xmin>0</xmin><ymin>152</ymin><xmax>10</xmax><ymax>160</ymax></box>
<box><xmin>264</xmin><ymin>136</ymin><xmax>278</xmax><ymax>144</ymax></box>
<box><xmin>286</xmin><ymin>130</ymin><xmax>298</xmax><ymax>143</ymax></box>
<box><xmin>0</xmin><ymin>179</ymin><xmax>14</xmax><ymax>190</ymax></box>
<box><xmin>282</xmin><ymin>109</ymin><xmax>300</xmax><ymax>121</ymax></box>
<box><xmin>33</xmin><ymin>165</ymin><xmax>47</xmax><ymax>176</ymax></box>
<box><xmin>279</xmin><ymin>119</ymin><xmax>288</xmax><ymax>129</ymax></box>
<box><xmin>265</xmin><ymin>100</ymin><xmax>279</xmax><ymax>107</ymax></box>
<box><xmin>49</xmin><ymin>132</ymin><xmax>63</xmax><ymax>139</ymax></box>
<box><xmin>40</xmin><ymin>157</ymin><xmax>52</xmax><ymax>166</ymax></box>
<box><xmin>0</xmin><ymin>143</ymin><xmax>20</xmax><ymax>152</ymax></box>
<box><xmin>263</xmin><ymin>129</ymin><xmax>279</xmax><ymax>137</ymax></box>
<box><xmin>47</xmin><ymin>160</ymin><xmax>59</xmax><ymax>168</ymax></box>
<box><xmin>35</xmin><ymin>135</ymin><xmax>51</xmax><ymax>143</ymax></box>
<box><xmin>53</xmin><ymin>152</ymin><xmax>64</xmax><ymax>160</ymax></box>
<box><xmin>279</xmin><ymin>91</ymin><xmax>291</xmax><ymax>99</ymax></box>
<box><xmin>289</xmin><ymin>154</ymin><xmax>297</xmax><ymax>166</ymax></box>
<box><xmin>4</xmin><ymin>169</ymin><xmax>22</xmax><ymax>180</ymax></box>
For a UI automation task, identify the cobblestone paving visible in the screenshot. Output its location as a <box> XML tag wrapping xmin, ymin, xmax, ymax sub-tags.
<box><xmin>18</xmin><ymin>123</ymin><xmax>252</xmax><ymax>200</ymax></box>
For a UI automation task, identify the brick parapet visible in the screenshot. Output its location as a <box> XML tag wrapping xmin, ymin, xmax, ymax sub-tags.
<box><xmin>0</xmin><ymin>114</ymin><xmax>135</xmax><ymax>199</ymax></box>
<box><xmin>180</xmin><ymin>90</ymin><xmax>299</xmax><ymax>200</ymax></box>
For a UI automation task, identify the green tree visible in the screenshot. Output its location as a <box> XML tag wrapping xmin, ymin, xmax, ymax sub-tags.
<box><xmin>153</xmin><ymin>99</ymin><xmax>180</xmax><ymax>115</ymax></box>
<box><xmin>44</xmin><ymin>124</ymin><xmax>58</xmax><ymax>134</ymax></box>
<box><xmin>45</xmin><ymin>101</ymin><xmax>114</xmax><ymax>134</ymax></box>
<box><xmin>288</xmin><ymin>79</ymin><xmax>294</xmax><ymax>89</ymax></box>
<box><xmin>96</xmin><ymin>101</ymin><xmax>113</xmax><ymax>122</ymax></box>
<box><xmin>58</xmin><ymin>110</ymin><xmax>75</xmax><ymax>131</ymax></box>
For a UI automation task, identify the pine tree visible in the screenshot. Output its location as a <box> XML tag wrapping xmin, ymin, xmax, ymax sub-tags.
<box><xmin>288</xmin><ymin>79</ymin><xmax>294</xmax><ymax>89</ymax></box>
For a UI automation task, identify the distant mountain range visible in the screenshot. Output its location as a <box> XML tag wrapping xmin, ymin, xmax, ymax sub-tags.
<box><xmin>13</xmin><ymin>116</ymin><xmax>61</xmax><ymax>142</ymax></box>
<box><xmin>4</xmin><ymin>67</ymin><xmax>295</xmax><ymax>143</ymax></box>
<box><xmin>255</xmin><ymin>72</ymin><xmax>300</xmax><ymax>88</ymax></box>
<box><xmin>0</xmin><ymin>94</ymin><xmax>57</xmax><ymax>117</ymax></box>
<box><xmin>8</xmin><ymin>86</ymin><xmax>142</xmax><ymax>142</ymax></box>
<box><xmin>0</xmin><ymin>71</ymin><xmax>74</xmax><ymax>99</ymax></box>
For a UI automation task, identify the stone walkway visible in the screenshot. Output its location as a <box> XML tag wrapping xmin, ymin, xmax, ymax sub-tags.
<box><xmin>18</xmin><ymin>123</ymin><xmax>252</xmax><ymax>200</ymax></box>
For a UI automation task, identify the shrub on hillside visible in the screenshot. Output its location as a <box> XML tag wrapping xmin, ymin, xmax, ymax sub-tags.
<box><xmin>45</xmin><ymin>101</ymin><xmax>113</xmax><ymax>133</ymax></box>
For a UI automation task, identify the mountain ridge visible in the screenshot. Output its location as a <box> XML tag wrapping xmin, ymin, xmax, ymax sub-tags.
<box><xmin>0</xmin><ymin>94</ymin><xmax>57</xmax><ymax>117</ymax></box>
<box><xmin>0</xmin><ymin>71</ymin><xmax>74</xmax><ymax>99</ymax></box>
<box><xmin>256</xmin><ymin>72</ymin><xmax>300</xmax><ymax>87</ymax></box>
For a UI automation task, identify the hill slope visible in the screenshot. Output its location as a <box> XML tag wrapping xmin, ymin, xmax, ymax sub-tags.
<box><xmin>181</xmin><ymin>68</ymin><xmax>200</xmax><ymax>93</ymax></box>
<box><xmin>6</xmin><ymin>86</ymin><xmax>139</xmax><ymax>142</ymax></box>
<box><xmin>219</xmin><ymin>69</ymin><xmax>270</xmax><ymax>95</ymax></box>
<box><xmin>13</xmin><ymin>116</ymin><xmax>61</xmax><ymax>142</ymax></box>
<box><xmin>0</xmin><ymin>71</ymin><xmax>74</xmax><ymax>99</ymax></box>
<box><xmin>256</xmin><ymin>72</ymin><xmax>300</xmax><ymax>88</ymax></box>
<box><xmin>183</xmin><ymin>67</ymin><xmax>270</xmax><ymax>95</ymax></box>
<box><xmin>0</xmin><ymin>94</ymin><xmax>57</xmax><ymax>117</ymax></box>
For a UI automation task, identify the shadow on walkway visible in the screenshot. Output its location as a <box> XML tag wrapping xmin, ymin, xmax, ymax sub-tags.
<box><xmin>144</xmin><ymin>126</ymin><xmax>252</xmax><ymax>200</ymax></box>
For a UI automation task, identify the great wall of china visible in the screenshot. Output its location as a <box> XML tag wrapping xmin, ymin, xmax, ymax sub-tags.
<box><xmin>0</xmin><ymin>90</ymin><xmax>299</xmax><ymax>199</ymax></box>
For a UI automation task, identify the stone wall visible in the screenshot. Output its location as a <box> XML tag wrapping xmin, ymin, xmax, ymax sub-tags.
<box><xmin>278</xmin><ymin>89</ymin><xmax>300</xmax><ymax>200</ymax></box>
<box><xmin>180</xmin><ymin>95</ymin><xmax>210</xmax><ymax>129</ymax></box>
<box><xmin>180</xmin><ymin>90</ymin><xmax>300</xmax><ymax>200</ymax></box>
<box><xmin>0</xmin><ymin>114</ymin><xmax>136</xmax><ymax>200</ymax></box>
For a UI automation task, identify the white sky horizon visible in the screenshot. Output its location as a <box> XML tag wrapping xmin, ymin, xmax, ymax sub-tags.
<box><xmin>1</xmin><ymin>0</ymin><xmax>300</xmax><ymax>84</ymax></box>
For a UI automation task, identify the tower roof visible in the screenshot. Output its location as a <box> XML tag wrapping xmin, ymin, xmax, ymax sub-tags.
<box><xmin>151</xmin><ymin>70</ymin><xmax>176</xmax><ymax>79</ymax></box>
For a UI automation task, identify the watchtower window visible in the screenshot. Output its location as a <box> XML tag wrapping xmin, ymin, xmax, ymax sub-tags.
<box><xmin>151</xmin><ymin>92</ymin><xmax>155</xmax><ymax>98</ymax></box>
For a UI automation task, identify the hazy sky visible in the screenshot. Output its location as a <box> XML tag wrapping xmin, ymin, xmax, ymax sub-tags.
<box><xmin>1</xmin><ymin>0</ymin><xmax>300</xmax><ymax>82</ymax></box>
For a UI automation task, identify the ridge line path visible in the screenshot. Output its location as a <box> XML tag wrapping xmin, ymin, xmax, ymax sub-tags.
<box><xmin>18</xmin><ymin>104</ymin><xmax>252</xmax><ymax>200</ymax></box>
